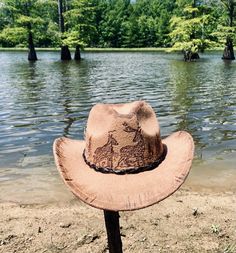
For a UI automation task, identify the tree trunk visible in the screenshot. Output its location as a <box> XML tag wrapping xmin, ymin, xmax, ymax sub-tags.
<box><xmin>58</xmin><ymin>0</ymin><xmax>65</xmax><ymax>33</ymax></box>
<box><xmin>28</xmin><ymin>30</ymin><xmax>37</xmax><ymax>61</ymax></box>
<box><xmin>74</xmin><ymin>45</ymin><xmax>81</xmax><ymax>60</ymax></box>
<box><xmin>58</xmin><ymin>0</ymin><xmax>71</xmax><ymax>60</ymax></box>
<box><xmin>228</xmin><ymin>2</ymin><xmax>234</xmax><ymax>28</ymax></box>
<box><xmin>222</xmin><ymin>37</ymin><xmax>235</xmax><ymax>60</ymax></box>
<box><xmin>222</xmin><ymin>1</ymin><xmax>235</xmax><ymax>60</ymax></box>
<box><xmin>183</xmin><ymin>50</ymin><xmax>199</xmax><ymax>62</ymax></box>
<box><xmin>61</xmin><ymin>45</ymin><xmax>71</xmax><ymax>60</ymax></box>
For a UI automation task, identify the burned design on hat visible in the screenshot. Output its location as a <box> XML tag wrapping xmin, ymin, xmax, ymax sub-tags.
<box><xmin>93</xmin><ymin>131</ymin><xmax>118</xmax><ymax>168</ymax></box>
<box><xmin>87</xmin><ymin>136</ymin><xmax>92</xmax><ymax>158</ymax></box>
<box><xmin>92</xmin><ymin>121</ymin><xmax>148</xmax><ymax>170</ymax></box>
<box><xmin>117</xmin><ymin>122</ymin><xmax>145</xmax><ymax>168</ymax></box>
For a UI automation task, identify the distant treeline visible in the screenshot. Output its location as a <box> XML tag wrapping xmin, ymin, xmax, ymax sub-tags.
<box><xmin>0</xmin><ymin>0</ymin><xmax>235</xmax><ymax>49</ymax></box>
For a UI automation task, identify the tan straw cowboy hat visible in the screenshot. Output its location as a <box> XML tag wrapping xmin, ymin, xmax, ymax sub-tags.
<box><xmin>53</xmin><ymin>101</ymin><xmax>194</xmax><ymax>211</ymax></box>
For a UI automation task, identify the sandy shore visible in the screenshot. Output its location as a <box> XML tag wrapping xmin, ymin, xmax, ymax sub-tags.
<box><xmin>1</xmin><ymin>187</ymin><xmax>236</xmax><ymax>253</ymax></box>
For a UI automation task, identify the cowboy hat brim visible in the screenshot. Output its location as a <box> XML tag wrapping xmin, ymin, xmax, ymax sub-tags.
<box><xmin>53</xmin><ymin>131</ymin><xmax>194</xmax><ymax>211</ymax></box>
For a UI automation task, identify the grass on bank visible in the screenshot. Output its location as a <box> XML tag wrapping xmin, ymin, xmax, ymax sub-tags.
<box><xmin>0</xmin><ymin>47</ymin><xmax>224</xmax><ymax>52</ymax></box>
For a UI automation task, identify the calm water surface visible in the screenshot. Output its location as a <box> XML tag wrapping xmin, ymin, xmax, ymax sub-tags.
<box><xmin>0</xmin><ymin>51</ymin><xmax>235</xmax><ymax>203</ymax></box>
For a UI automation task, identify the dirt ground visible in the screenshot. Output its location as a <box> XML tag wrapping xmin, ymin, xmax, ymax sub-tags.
<box><xmin>1</xmin><ymin>187</ymin><xmax>236</xmax><ymax>253</ymax></box>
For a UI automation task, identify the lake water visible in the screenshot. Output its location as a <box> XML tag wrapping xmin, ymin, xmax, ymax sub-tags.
<box><xmin>0</xmin><ymin>51</ymin><xmax>235</xmax><ymax>203</ymax></box>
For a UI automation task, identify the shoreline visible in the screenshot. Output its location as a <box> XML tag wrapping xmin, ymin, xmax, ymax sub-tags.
<box><xmin>1</xmin><ymin>188</ymin><xmax>236</xmax><ymax>253</ymax></box>
<box><xmin>0</xmin><ymin>47</ymin><xmax>224</xmax><ymax>52</ymax></box>
<box><xmin>1</xmin><ymin>154</ymin><xmax>236</xmax><ymax>205</ymax></box>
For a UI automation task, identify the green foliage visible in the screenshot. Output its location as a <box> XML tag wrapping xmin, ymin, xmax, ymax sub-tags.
<box><xmin>212</xmin><ymin>25</ymin><xmax>236</xmax><ymax>45</ymax></box>
<box><xmin>0</xmin><ymin>0</ymin><xmax>60</xmax><ymax>47</ymax></box>
<box><xmin>63</xmin><ymin>0</ymin><xmax>97</xmax><ymax>47</ymax></box>
<box><xmin>169</xmin><ymin>2</ymin><xmax>217</xmax><ymax>55</ymax></box>
<box><xmin>0</xmin><ymin>2</ymin><xmax>9</xmax><ymax>30</ymax></box>
<box><xmin>36</xmin><ymin>20</ymin><xmax>61</xmax><ymax>47</ymax></box>
<box><xmin>213</xmin><ymin>0</ymin><xmax>236</xmax><ymax>45</ymax></box>
<box><xmin>62</xmin><ymin>31</ymin><xmax>81</xmax><ymax>47</ymax></box>
<box><xmin>0</xmin><ymin>0</ymin><xmax>236</xmax><ymax>49</ymax></box>
<box><xmin>98</xmin><ymin>0</ymin><xmax>131</xmax><ymax>47</ymax></box>
<box><xmin>96</xmin><ymin>0</ymin><xmax>176</xmax><ymax>48</ymax></box>
<box><xmin>16</xmin><ymin>15</ymin><xmax>44</xmax><ymax>27</ymax></box>
<box><xmin>0</xmin><ymin>27</ymin><xmax>27</xmax><ymax>47</ymax></box>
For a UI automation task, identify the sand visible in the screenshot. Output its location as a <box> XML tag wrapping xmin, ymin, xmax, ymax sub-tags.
<box><xmin>1</xmin><ymin>186</ymin><xmax>236</xmax><ymax>253</ymax></box>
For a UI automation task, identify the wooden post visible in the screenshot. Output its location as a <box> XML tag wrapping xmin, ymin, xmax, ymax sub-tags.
<box><xmin>103</xmin><ymin>210</ymin><xmax>123</xmax><ymax>253</ymax></box>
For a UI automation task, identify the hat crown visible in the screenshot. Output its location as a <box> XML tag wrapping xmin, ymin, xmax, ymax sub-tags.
<box><xmin>84</xmin><ymin>101</ymin><xmax>164</xmax><ymax>171</ymax></box>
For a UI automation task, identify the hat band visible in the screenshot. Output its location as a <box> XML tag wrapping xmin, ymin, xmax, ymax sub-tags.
<box><xmin>82</xmin><ymin>145</ymin><xmax>167</xmax><ymax>175</ymax></box>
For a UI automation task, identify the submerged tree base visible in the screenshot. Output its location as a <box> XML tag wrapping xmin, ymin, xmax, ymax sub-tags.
<box><xmin>222</xmin><ymin>37</ymin><xmax>235</xmax><ymax>60</ymax></box>
<box><xmin>28</xmin><ymin>48</ymin><xmax>38</xmax><ymax>61</ymax></box>
<box><xmin>61</xmin><ymin>45</ymin><xmax>72</xmax><ymax>60</ymax></box>
<box><xmin>184</xmin><ymin>51</ymin><xmax>200</xmax><ymax>62</ymax></box>
<box><xmin>74</xmin><ymin>45</ymin><xmax>81</xmax><ymax>60</ymax></box>
<box><xmin>28</xmin><ymin>31</ymin><xmax>37</xmax><ymax>61</ymax></box>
